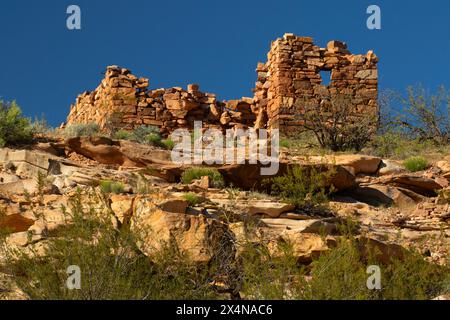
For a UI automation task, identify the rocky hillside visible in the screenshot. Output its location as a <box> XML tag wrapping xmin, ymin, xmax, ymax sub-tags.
<box><xmin>0</xmin><ymin>134</ymin><xmax>448</xmax><ymax>300</ymax></box>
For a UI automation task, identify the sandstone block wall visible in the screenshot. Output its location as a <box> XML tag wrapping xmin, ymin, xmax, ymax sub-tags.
<box><xmin>253</xmin><ymin>33</ymin><xmax>379</xmax><ymax>134</ymax></box>
<box><xmin>67</xmin><ymin>66</ymin><xmax>256</xmax><ymax>134</ymax></box>
<box><xmin>67</xmin><ymin>34</ymin><xmax>378</xmax><ymax>135</ymax></box>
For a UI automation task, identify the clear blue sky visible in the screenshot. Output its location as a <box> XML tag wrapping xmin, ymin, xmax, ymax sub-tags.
<box><xmin>0</xmin><ymin>0</ymin><xmax>449</xmax><ymax>126</ymax></box>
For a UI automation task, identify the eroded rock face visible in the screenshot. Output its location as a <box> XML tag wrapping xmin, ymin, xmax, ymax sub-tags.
<box><xmin>383</xmin><ymin>174</ymin><xmax>445</xmax><ymax>197</ymax></box>
<box><xmin>268</xmin><ymin>232</ymin><xmax>333</xmax><ymax>264</ymax></box>
<box><xmin>65</xmin><ymin>137</ymin><xmax>143</xmax><ymax>167</ymax></box>
<box><xmin>229</xmin><ymin>222</ymin><xmax>333</xmax><ymax>263</ymax></box>
<box><xmin>379</xmin><ymin>160</ymin><xmax>406</xmax><ymax>176</ymax></box>
<box><xmin>218</xmin><ymin>162</ymin><xmax>356</xmax><ymax>191</ymax></box>
<box><xmin>1</xmin><ymin>135</ymin><xmax>449</xmax><ymax>298</ymax></box>
<box><xmin>131</xmin><ymin>196</ymin><xmax>234</xmax><ymax>263</ymax></box>
<box><xmin>310</xmin><ymin>155</ymin><xmax>382</xmax><ymax>175</ymax></box>
<box><xmin>248</xmin><ymin>202</ymin><xmax>295</xmax><ymax>218</ymax></box>
<box><xmin>65</xmin><ymin>137</ymin><xmax>174</xmax><ymax>168</ymax></box>
<box><xmin>350</xmin><ymin>185</ymin><xmax>419</xmax><ymax>209</ymax></box>
<box><xmin>0</xmin><ymin>214</ymin><xmax>34</xmax><ymax>233</ymax></box>
<box><xmin>0</xmin><ymin>149</ymin><xmax>54</xmax><ymax>178</ymax></box>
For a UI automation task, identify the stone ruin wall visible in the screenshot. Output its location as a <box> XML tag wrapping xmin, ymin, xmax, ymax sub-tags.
<box><xmin>66</xmin><ymin>33</ymin><xmax>379</xmax><ymax>136</ymax></box>
<box><xmin>253</xmin><ymin>33</ymin><xmax>379</xmax><ymax>135</ymax></box>
<box><xmin>66</xmin><ymin>66</ymin><xmax>257</xmax><ymax>135</ymax></box>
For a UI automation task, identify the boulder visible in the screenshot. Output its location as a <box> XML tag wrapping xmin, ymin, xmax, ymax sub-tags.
<box><xmin>110</xmin><ymin>195</ymin><xmax>135</xmax><ymax>224</ymax></box>
<box><xmin>0</xmin><ymin>214</ymin><xmax>35</xmax><ymax>234</ymax></box>
<box><xmin>218</xmin><ymin>162</ymin><xmax>356</xmax><ymax>191</ymax></box>
<box><xmin>268</xmin><ymin>231</ymin><xmax>334</xmax><ymax>263</ymax></box>
<box><xmin>230</xmin><ymin>222</ymin><xmax>333</xmax><ymax>263</ymax></box>
<box><xmin>65</xmin><ymin>137</ymin><xmax>173</xmax><ymax>168</ymax></box>
<box><xmin>378</xmin><ymin>160</ymin><xmax>406</xmax><ymax>176</ymax></box>
<box><xmin>261</xmin><ymin>218</ymin><xmax>337</xmax><ymax>234</ymax></box>
<box><xmin>436</xmin><ymin>161</ymin><xmax>450</xmax><ymax>180</ymax></box>
<box><xmin>313</xmin><ymin>155</ymin><xmax>382</xmax><ymax>175</ymax></box>
<box><xmin>0</xmin><ymin>179</ymin><xmax>38</xmax><ymax>196</ymax></box>
<box><xmin>350</xmin><ymin>185</ymin><xmax>418</xmax><ymax>208</ymax></box>
<box><xmin>65</xmin><ymin>137</ymin><xmax>142</xmax><ymax>167</ymax></box>
<box><xmin>6</xmin><ymin>231</ymin><xmax>42</xmax><ymax>247</ymax></box>
<box><xmin>0</xmin><ymin>149</ymin><xmax>54</xmax><ymax>178</ymax></box>
<box><xmin>385</xmin><ymin>174</ymin><xmax>445</xmax><ymax>196</ymax></box>
<box><xmin>131</xmin><ymin>196</ymin><xmax>233</xmax><ymax>263</ymax></box>
<box><xmin>0</xmin><ymin>172</ymin><xmax>20</xmax><ymax>184</ymax></box>
<box><xmin>356</xmin><ymin>236</ymin><xmax>405</xmax><ymax>264</ymax></box>
<box><xmin>248</xmin><ymin>201</ymin><xmax>295</xmax><ymax>218</ymax></box>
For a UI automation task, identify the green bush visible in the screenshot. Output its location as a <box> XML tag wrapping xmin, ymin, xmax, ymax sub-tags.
<box><xmin>31</xmin><ymin>115</ymin><xmax>52</xmax><ymax>136</ymax></box>
<box><xmin>116</xmin><ymin>125</ymin><xmax>172</xmax><ymax>149</ymax></box>
<box><xmin>162</xmin><ymin>139</ymin><xmax>175</xmax><ymax>150</ymax></box>
<box><xmin>0</xmin><ymin>100</ymin><xmax>33</xmax><ymax>147</ymax></box>
<box><xmin>238</xmin><ymin>224</ymin><xmax>449</xmax><ymax>300</ymax></box>
<box><xmin>114</xmin><ymin>129</ymin><xmax>132</xmax><ymax>140</ymax></box>
<box><xmin>304</xmin><ymin>237</ymin><xmax>448</xmax><ymax>300</ymax></box>
<box><xmin>62</xmin><ymin>123</ymin><xmax>100</xmax><ymax>138</ymax></box>
<box><xmin>279</xmin><ymin>139</ymin><xmax>291</xmax><ymax>149</ymax></box>
<box><xmin>181</xmin><ymin>168</ymin><xmax>225</xmax><ymax>188</ymax></box>
<box><xmin>404</xmin><ymin>156</ymin><xmax>428</xmax><ymax>172</ymax></box>
<box><xmin>183</xmin><ymin>193</ymin><xmax>202</xmax><ymax>207</ymax></box>
<box><xmin>99</xmin><ymin>180</ymin><xmax>125</xmax><ymax>194</ymax></box>
<box><xmin>131</xmin><ymin>125</ymin><xmax>161</xmax><ymax>144</ymax></box>
<box><xmin>145</xmin><ymin>133</ymin><xmax>162</xmax><ymax>146</ymax></box>
<box><xmin>369</xmin><ymin>132</ymin><xmax>435</xmax><ymax>159</ymax></box>
<box><xmin>265</xmin><ymin>165</ymin><xmax>333</xmax><ymax>211</ymax></box>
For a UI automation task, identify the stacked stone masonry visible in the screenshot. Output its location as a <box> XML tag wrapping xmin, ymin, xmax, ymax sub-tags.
<box><xmin>67</xmin><ymin>33</ymin><xmax>379</xmax><ymax>135</ymax></box>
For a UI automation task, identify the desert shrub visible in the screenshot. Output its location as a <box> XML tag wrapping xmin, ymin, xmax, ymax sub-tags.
<box><xmin>396</xmin><ymin>85</ymin><xmax>449</xmax><ymax>145</ymax></box>
<box><xmin>0</xmin><ymin>100</ymin><xmax>33</xmax><ymax>147</ymax></box>
<box><xmin>116</xmin><ymin>125</ymin><xmax>173</xmax><ymax>149</ymax></box>
<box><xmin>104</xmin><ymin>111</ymin><xmax>125</xmax><ymax>137</ymax></box>
<box><xmin>238</xmin><ymin>218</ymin><xmax>449</xmax><ymax>300</ymax></box>
<box><xmin>62</xmin><ymin>123</ymin><xmax>100</xmax><ymax>138</ymax></box>
<box><xmin>380</xmin><ymin>250</ymin><xmax>449</xmax><ymax>300</ymax></box>
<box><xmin>239</xmin><ymin>240</ymin><xmax>306</xmax><ymax>299</ymax></box>
<box><xmin>437</xmin><ymin>188</ymin><xmax>450</xmax><ymax>204</ymax></box>
<box><xmin>305</xmin><ymin>237</ymin><xmax>448</xmax><ymax>300</ymax></box>
<box><xmin>368</xmin><ymin>132</ymin><xmax>435</xmax><ymax>159</ymax></box>
<box><xmin>1</xmin><ymin>194</ymin><xmax>448</xmax><ymax>300</ymax></box>
<box><xmin>145</xmin><ymin>132</ymin><xmax>162</xmax><ymax>146</ymax></box>
<box><xmin>114</xmin><ymin>129</ymin><xmax>132</xmax><ymax>140</ymax></box>
<box><xmin>404</xmin><ymin>156</ymin><xmax>428</xmax><ymax>172</ymax></box>
<box><xmin>183</xmin><ymin>193</ymin><xmax>202</xmax><ymax>207</ymax></box>
<box><xmin>99</xmin><ymin>180</ymin><xmax>125</xmax><ymax>194</ymax></box>
<box><xmin>131</xmin><ymin>125</ymin><xmax>160</xmax><ymax>143</ymax></box>
<box><xmin>304</xmin><ymin>238</ymin><xmax>374</xmax><ymax>299</ymax></box>
<box><xmin>31</xmin><ymin>115</ymin><xmax>52</xmax><ymax>136</ymax></box>
<box><xmin>297</xmin><ymin>93</ymin><xmax>377</xmax><ymax>152</ymax></box>
<box><xmin>162</xmin><ymin>138</ymin><xmax>175</xmax><ymax>150</ymax></box>
<box><xmin>279</xmin><ymin>139</ymin><xmax>291</xmax><ymax>149</ymax></box>
<box><xmin>0</xmin><ymin>190</ymin><xmax>216</xmax><ymax>300</ymax></box>
<box><xmin>181</xmin><ymin>168</ymin><xmax>225</xmax><ymax>188</ymax></box>
<box><xmin>265</xmin><ymin>165</ymin><xmax>334</xmax><ymax>212</ymax></box>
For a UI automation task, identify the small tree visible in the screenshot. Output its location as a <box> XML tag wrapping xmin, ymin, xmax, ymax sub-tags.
<box><xmin>397</xmin><ymin>85</ymin><xmax>449</xmax><ymax>145</ymax></box>
<box><xmin>0</xmin><ymin>100</ymin><xmax>33</xmax><ymax>147</ymax></box>
<box><xmin>296</xmin><ymin>93</ymin><xmax>377</xmax><ymax>151</ymax></box>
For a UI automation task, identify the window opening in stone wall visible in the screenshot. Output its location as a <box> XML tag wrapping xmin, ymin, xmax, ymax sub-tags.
<box><xmin>320</xmin><ymin>70</ymin><xmax>332</xmax><ymax>86</ymax></box>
